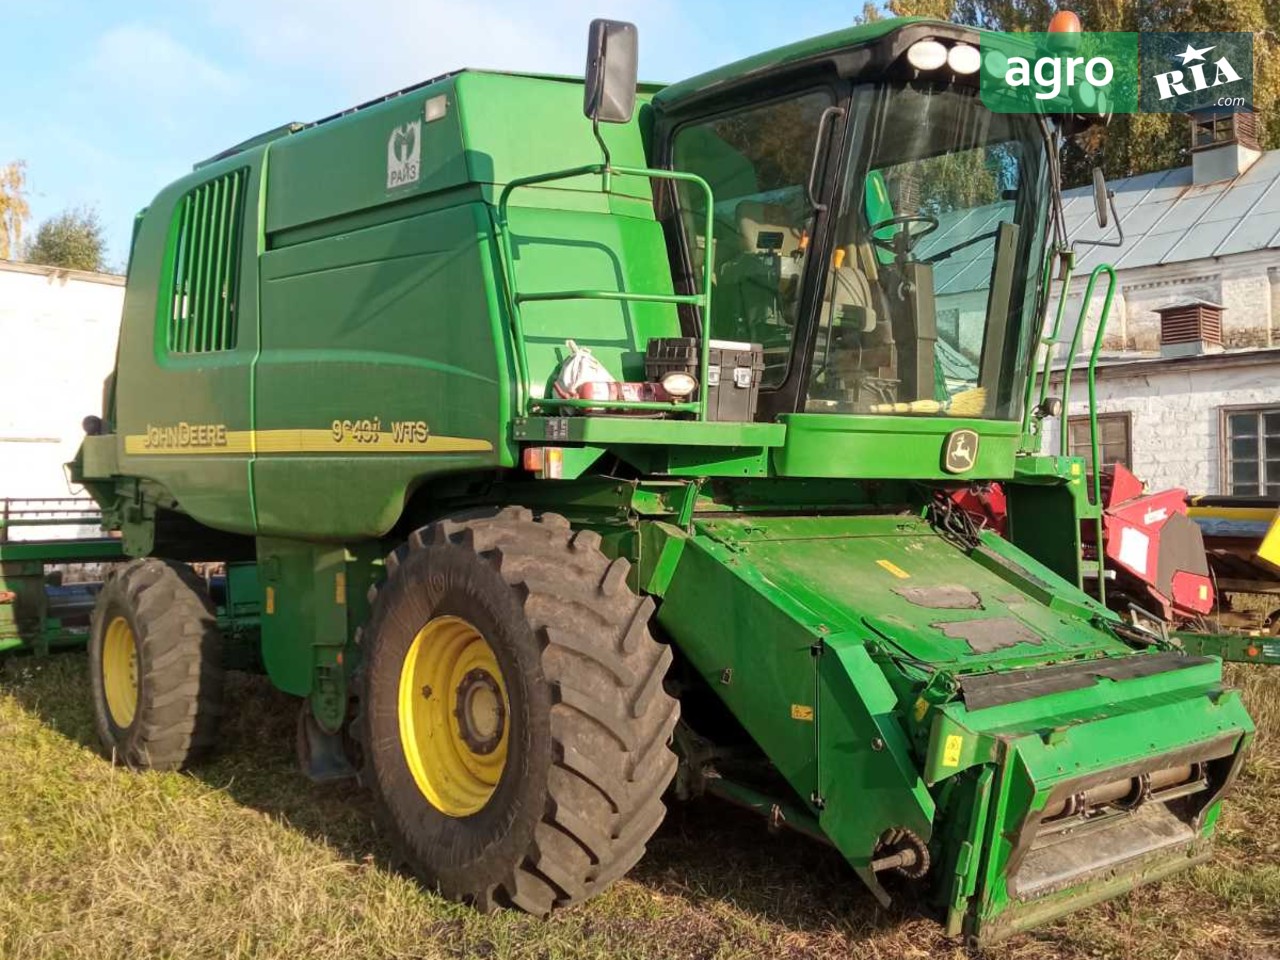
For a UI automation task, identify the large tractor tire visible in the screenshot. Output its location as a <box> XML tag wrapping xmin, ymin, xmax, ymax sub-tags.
<box><xmin>88</xmin><ymin>558</ymin><xmax>223</xmax><ymax>770</ymax></box>
<box><xmin>358</xmin><ymin>506</ymin><xmax>679</xmax><ymax>914</ymax></box>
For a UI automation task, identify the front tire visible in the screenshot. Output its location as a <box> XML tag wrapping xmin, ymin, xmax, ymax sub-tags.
<box><xmin>359</xmin><ymin>507</ymin><xmax>679</xmax><ymax>914</ymax></box>
<box><xmin>88</xmin><ymin>558</ymin><xmax>223</xmax><ymax>770</ymax></box>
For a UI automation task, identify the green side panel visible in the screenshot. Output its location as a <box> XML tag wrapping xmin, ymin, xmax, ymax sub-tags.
<box><xmin>111</xmin><ymin>155</ymin><xmax>264</xmax><ymax>535</ymax></box>
<box><xmin>252</xmin><ymin>203</ymin><xmax>506</xmax><ymax>539</ymax></box>
<box><xmin>1005</xmin><ymin>482</ymin><xmax>1084</xmax><ymax>587</ymax></box>
<box><xmin>263</xmin><ymin>71</ymin><xmax>654</xmax><ymax>240</ymax></box>
<box><xmin>257</xmin><ymin>538</ymin><xmax>332</xmax><ymax>696</ymax></box>
<box><xmin>656</xmin><ymin>532</ymin><xmax>821</xmax><ymax>793</ymax></box>
<box><xmin>456</xmin><ymin>72</ymin><xmax>654</xmax><ymax>202</ymax></box>
<box><xmin>255</xmin><ymin>538</ymin><xmax>380</xmax><ymax>723</ymax></box>
<box><xmin>504</xmin><ymin>198</ymin><xmax>682</xmax><ymax>394</ymax></box>
<box><xmin>654</xmin><ymin>519</ymin><xmax>935</xmax><ymax>861</ymax></box>
<box><xmin>687</xmin><ymin>514</ymin><xmax>1122</xmax><ymax>671</ymax></box>
<box><xmin>264</xmin><ymin>76</ymin><xmax>470</xmax><ymax>236</ymax></box>
<box><xmin>774</xmin><ymin>415</ymin><xmax>1020</xmax><ymax>480</ymax></box>
<box><xmin>1174</xmin><ymin>630</ymin><xmax>1280</xmax><ymax>664</ymax></box>
<box><xmin>817</xmin><ymin>640</ymin><xmax>936</xmax><ymax>857</ymax></box>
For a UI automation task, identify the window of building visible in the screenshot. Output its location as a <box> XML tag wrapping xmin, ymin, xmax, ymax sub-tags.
<box><xmin>167</xmin><ymin>168</ymin><xmax>248</xmax><ymax>354</ymax></box>
<box><xmin>1224</xmin><ymin>407</ymin><xmax>1280</xmax><ymax>496</ymax></box>
<box><xmin>1067</xmin><ymin>413</ymin><xmax>1131</xmax><ymax>470</ymax></box>
<box><xmin>1193</xmin><ymin>115</ymin><xmax>1235</xmax><ymax>148</ymax></box>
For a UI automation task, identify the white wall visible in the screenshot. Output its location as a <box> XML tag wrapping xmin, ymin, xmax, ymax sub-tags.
<box><xmin>0</xmin><ymin>262</ymin><xmax>124</xmax><ymax>502</ymax></box>
<box><xmin>1043</xmin><ymin>355</ymin><xmax>1280</xmax><ymax>494</ymax></box>
<box><xmin>1050</xmin><ymin>249</ymin><xmax>1278</xmax><ymax>356</ymax></box>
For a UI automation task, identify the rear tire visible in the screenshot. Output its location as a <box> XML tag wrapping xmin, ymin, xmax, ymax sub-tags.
<box><xmin>358</xmin><ymin>506</ymin><xmax>679</xmax><ymax>914</ymax></box>
<box><xmin>88</xmin><ymin>558</ymin><xmax>223</xmax><ymax>770</ymax></box>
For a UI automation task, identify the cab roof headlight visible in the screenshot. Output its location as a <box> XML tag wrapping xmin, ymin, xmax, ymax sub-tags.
<box><xmin>905</xmin><ymin>40</ymin><xmax>948</xmax><ymax>71</ymax></box>
<box><xmin>947</xmin><ymin>43</ymin><xmax>981</xmax><ymax>75</ymax></box>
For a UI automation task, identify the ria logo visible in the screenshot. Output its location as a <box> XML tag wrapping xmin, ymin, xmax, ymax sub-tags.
<box><xmin>1152</xmin><ymin>42</ymin><xmax>1243</xmax><ymax>101</ymax></box>
<box><xmin>387</xmin><ymin>120</ymin><xmax>421</xmax><ymax>190</ymax></box>
<box><xmin>1138</xmin><ymin>32</ymin><xmax>1254</xmax><ymax>112</ymax></box>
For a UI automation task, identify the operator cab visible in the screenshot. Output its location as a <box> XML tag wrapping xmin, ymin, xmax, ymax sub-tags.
<box><xmin>660</xmin><ymin>25</ymin><xmax>1053</xmax><ymax>424</ymax></box>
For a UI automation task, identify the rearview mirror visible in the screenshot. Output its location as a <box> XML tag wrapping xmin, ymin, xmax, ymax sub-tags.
<box><xmin>584</xmin><ymin>19</ymin><xmax>638</xmax><ymax>124</ymax></box>
<box><xmin>1092</xmin><ymin>168</ymin><xmax>1109</xmax><ymax>229</ymax></box>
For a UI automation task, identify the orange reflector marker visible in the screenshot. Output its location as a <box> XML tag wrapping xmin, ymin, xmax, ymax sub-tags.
<box><xmin>521</xmin><ymin>446</ymin><xmax>563</xmax><ymax>479</ymax></box>
<box><xmin>1047</xmin><ymin>10</ymin><xmax>1082</xmax><ymax>53</ymax></box>
<box><xmin>1048</xmin><ymin>10</ymin><xmax>1081</xmax><ymax>32</ymax></box>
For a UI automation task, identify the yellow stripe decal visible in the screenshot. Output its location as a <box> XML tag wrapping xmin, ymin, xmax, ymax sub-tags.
<box><xmin>125</xmin><ymin>429</ymin><xmax>493</xmax><ymax>456</ymax></box>
<box><xmin>876</xmin><ymin>559</ymin><xmax>911</xmax><ymax>579</ymax></box>
<box><xmin>1260</xmin><ymin>513</ymin><xmax>1280</xmax><ymax>570</ymax></box>
<box><xmin>1187</xmin><ymin>505</ymin><xmax>1277</xmax><ymax>522</ymax></box>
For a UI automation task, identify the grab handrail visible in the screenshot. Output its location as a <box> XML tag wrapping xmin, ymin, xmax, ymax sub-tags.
<box><xmin>495</xmin><ymin>164</ymin><xmax>716</xmax><ymax>420</ymax></box>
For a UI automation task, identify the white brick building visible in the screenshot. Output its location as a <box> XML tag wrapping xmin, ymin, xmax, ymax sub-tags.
<box><xmin>1043</xmin><ymin>120</ymin><xmax>1280</xmax><ymax>497</ymax></box>
<box><xmin>0</xmin><ymin>261</ymin><xmax>125</xmax><ymax>500</ymax></box>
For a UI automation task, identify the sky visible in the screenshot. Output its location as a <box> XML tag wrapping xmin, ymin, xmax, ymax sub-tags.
<box><xmin>1</xmin><ymin>0</ymin><xmax>865</xmax><ymax>268</ymax></box>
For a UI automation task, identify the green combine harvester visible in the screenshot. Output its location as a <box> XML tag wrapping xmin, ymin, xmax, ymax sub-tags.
<box><xmin>62</xmin><ymin>16</ymin><xmax>1253</xmax><ymax>943</ymax></box>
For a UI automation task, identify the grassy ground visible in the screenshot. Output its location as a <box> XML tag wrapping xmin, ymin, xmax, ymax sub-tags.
<box><xmin>0</xmin><ymin>654</ymin><xmax>1275</xmax><ymax>960</ymax></box>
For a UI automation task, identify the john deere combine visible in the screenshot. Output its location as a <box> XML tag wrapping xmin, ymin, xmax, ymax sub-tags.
<box><xmin>70</xmin><ymin>17</ymin><xmax>1252</xmax><ymax>942</ymax></box>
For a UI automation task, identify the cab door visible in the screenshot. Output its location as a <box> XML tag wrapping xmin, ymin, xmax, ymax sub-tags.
<box><xmin>664</xmin><ymin>81</ymin><xmax>850</xmax><ymax>420</ymax></box>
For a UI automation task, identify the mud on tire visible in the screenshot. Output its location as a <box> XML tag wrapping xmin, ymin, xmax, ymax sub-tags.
<box><xmin>358</xmin><ymin>506</ymin><xmax>679</xmax><ymax>914</ymax></box>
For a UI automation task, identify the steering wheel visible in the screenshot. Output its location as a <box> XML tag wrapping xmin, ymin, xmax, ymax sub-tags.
<box><xmin>869</xmin><ymin>214</ymin><xmax>940</xmax><ymax>255</ymax></box>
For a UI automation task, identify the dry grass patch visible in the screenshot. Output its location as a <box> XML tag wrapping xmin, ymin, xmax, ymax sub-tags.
<box><xmin>0</xmin><ymin>654</ymin><xmax>1276</xmax><ymax>960</ymax></box>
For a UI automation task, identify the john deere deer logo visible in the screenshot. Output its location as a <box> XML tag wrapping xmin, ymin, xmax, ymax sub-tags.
<box><xmin>944</xmin><ymin>429</ymin><xmax>979</xmax><ymax>474</ymax></box>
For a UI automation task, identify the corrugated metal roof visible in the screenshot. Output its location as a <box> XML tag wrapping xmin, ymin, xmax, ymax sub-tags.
<box><xmin>1063</xmin><ymin>148</ymin><xmax>1280</xmax><ymax>271</ymax></box>
<box><xmin>1154</xmin><ymin>296</ymin><xmax>1223</xmax><ymax>310</ymax></box>
<box><xmin>916</xmin><ymin>148</ymin><xmax>1280</xmax><ymax>293</ymax></box>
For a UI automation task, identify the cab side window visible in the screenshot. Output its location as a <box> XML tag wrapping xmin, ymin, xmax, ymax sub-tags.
<box><xmin>673</xmin><ymin>91</ymin><xmax>835</xmax><ymax>388</ymax></box>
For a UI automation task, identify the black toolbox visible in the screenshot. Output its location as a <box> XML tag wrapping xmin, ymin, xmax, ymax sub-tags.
<box><xmin>645</xmin><ymin>337</ymin><xmax>764</xmax><ymax>422</ymax></box>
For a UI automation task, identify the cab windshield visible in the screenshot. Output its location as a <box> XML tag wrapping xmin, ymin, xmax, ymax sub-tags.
<box><xmin>808</xmin><ymin>82</ymin><xmax>1050</xmax><ymax>420</ymax></box>
<box><xmin>672</xmin><ymin>80</ymin><xmax>1051</xmax><ymax>422</ymax></box>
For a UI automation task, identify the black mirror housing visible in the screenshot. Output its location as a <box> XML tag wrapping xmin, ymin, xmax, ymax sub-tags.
<box><xmin>1092</xmin><ymin>168</ymin><xmax>1109</xmax><ymax>229</ymax></box>
<box><xmin>584</xmin><ymin>19</ymin><xmax>638</xmax><ymax>124</ymax></box>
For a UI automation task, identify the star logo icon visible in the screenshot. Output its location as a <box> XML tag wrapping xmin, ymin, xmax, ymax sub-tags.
<box><xmin>1175</xmin><ymin>43</ymin><xmax>1214</xmax><ymax>64</ymax></box>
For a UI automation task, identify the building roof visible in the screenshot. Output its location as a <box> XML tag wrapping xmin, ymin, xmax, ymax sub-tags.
<box><xmin>0</xmin><ymin>259</ymin><xmax>124</xmax><ymax>285</ymax></box>
<box><xmin>1052</xmin><ymin>344</ymin><xmax>1280</xmax><ymax>377</ymax></box>
<box><xmin>917</xmin><ymin>148</ymin><xmax>1280</xmax><ymax>296</ymax></box>
<box><xmin>1153</xmin><ymin>296</ymin><xmax>1223</xmax><ymax>311</ymax></box>
<box><xmin>1063</xmin><ymin>148</ymin><xmax>1280</xmax><ymax>271</ymax></box>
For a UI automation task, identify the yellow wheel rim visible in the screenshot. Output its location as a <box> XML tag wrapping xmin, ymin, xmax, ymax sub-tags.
<box><xmin>398</xmin><ymin>616</ymin><xmax>510</xmax><ymax>817</ymax></box>
<box><xmin>102</xmin><ymin>616</ymin><xmax>139</xmax><ymax>728</ymax></box>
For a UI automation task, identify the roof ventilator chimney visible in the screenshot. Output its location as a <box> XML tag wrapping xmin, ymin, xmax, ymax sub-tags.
<box><xmin>1188</xmin><ymin>110</ymin><xmax>1262</xmax><ymax>184</ymax></box>
<box><xmin>1156</xmin><ymin>298</ymin><xmax>1224</xmax><ymax>358</ymax></box>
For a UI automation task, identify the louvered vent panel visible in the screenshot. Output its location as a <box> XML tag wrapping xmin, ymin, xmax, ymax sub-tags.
<box><xmin>1159</xmin><ymin>304</ymin><xmax>1223</xmax><ymax>346</ymax></box>
<box><xmin>167</xmin><ymin>168</ymin><xmax>247</xmax><ymax>354</ymax></box>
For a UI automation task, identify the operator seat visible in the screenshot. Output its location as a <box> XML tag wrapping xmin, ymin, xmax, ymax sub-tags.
<box><xmin>814</xmin><ymin>241</ymin><xmax>898</xmax><ymax>408</ymax></box>
<box><xmin>713</xmin><ymin>201</ymin><xmax>807</xmax><ymax>343</ymax></box>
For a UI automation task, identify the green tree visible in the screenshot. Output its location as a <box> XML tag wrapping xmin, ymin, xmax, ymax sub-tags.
<box><xmin>0</xmin><ymin>161</ymin><xmax>30</xmax><ymax>261</ymax></box>
<box><xmin>26</xmin><ymin>208</ymin><xmax>107</xmax><ymax>273</ymax></box>
<box><xmin>855</xmin><ymin>2</ymin><xmax>884</xmax><ymax>24</ymax></box>
<box><xmin>886</xmin><ymin>0</ymin><xmax>1280</xmax><ymax>183</ymax></box>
